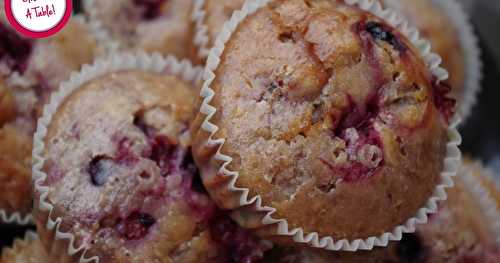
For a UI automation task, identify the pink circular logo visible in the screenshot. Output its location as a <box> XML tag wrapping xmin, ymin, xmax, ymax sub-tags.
<box><xmin>4</xmin><ymin>0</ymin><xmax>72</xmax><ymax>38</ymax></box>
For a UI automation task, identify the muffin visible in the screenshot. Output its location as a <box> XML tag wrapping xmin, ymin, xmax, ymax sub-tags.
<box><xmin>381</xmin><ymin>0</ymin><xmax>479</xmax><ymax>119</ymax></box>
<box><xmin>0</xmin><ymin>17</ymin><xmax>101</xmax><ymax>223</ymax></box>
<box><xmin>263</xmin><ymin>162</ymin><xmax>500</xmax><ymax>262</ymax></box>
<box><xmin>0</xmin><ymin>125</ymin><xmax>32</xmax><ymax>218</ymax></box>
<box><xmin>84</xmin><ymin>0</ymin><xmax>195</xmax><ymax>59</ymax></box>
<box><xmin>0</xmin><ymin>234</ymin><xmax>52</xmax><ymax>263</ymax></box>
<box><xmin>0</xmin><ymin>80</ymin><xmax>16</xmax><ymax>127</ymax></box>
<box><xmin>465</xmin><ymin>159</ymin><xmax>500</xmax><ymax>211</ymax></box>
<box><xmin>192</xmin><ymin>0</ymin><xmax>457</xmax><ymax>245</ymax></box>
<box><xmin>33</xmin><ymin>66</ymin><xmax>270</xmax><ymax>262</ymax></box>
<box><xmin>193</xmin><ymin>0</ymin><xmax>246</xmax><ymax>60</ymax></box>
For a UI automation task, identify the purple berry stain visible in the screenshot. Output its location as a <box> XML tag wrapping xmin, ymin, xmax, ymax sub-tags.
<box><xmin>133</xmin><ymin>0</ymin><xmax>168</xmax><ymax>20</ymax></box>
<box><xmin>0</xmin><ymin>22</ymin><xmax>32</xmax><ymax>73</ymax></box>
<box><xmin>323</xmin><ymin>92</ymin><xmax>384</xmax><ymax>183</ymax></box>
<box><xmin>115</xmin><ymin>138</ymin><xmax>140</xmax><ymax>166</ymax></box>
<box><xmin>149</xmin><ymin>136</ymin><xmax>178</xmax><ymax>177</ymax></box>
<box><xmin>432</xmin><ymin>79</ymin><xmax>456</xmax><ymax>123</ymax></box>
<box><xmin>118</xmin><ymin>212</ymin><xmax>156</xmax><ymax>240</ymax></box>
<box><xmin>364</xmin><ymin>21</ymin><xmax>406</xmax><ymax>53</ymax></box>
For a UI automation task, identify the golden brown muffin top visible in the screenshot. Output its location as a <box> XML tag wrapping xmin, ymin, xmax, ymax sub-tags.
<box><xmin>193</xmin><ymin>0</ymin><xmax>454</xmax><ymax>240</ymax></box>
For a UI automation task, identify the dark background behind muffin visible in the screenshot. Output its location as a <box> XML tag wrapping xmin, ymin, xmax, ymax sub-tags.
<box><xmin>1</xmin><ymin>0</ymin><xmax>500</xmax><ymax>253</ymax></box>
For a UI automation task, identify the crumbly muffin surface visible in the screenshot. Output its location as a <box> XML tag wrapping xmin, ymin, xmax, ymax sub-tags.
<box><xmin>193</xmin><ymin>0</ymin><xmax>453</xmax><ymax>239</ymax></box>
<box><xmin>36</xmin><ymin>70</ymin><xmax>269</xmax><ymax>262</ymax></box>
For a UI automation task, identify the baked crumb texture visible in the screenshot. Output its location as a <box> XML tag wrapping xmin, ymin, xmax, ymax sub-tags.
<box><xmin>32</xmin><ymin>54</ymin><xmax>271</xmax><ymax>262</ymax></box>
<box><xmin>192</xmin><ymin>0</ymin><xmax>460</xmax><ymax>250</ymax></box>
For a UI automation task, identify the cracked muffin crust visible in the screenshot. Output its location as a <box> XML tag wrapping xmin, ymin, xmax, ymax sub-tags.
<box><xmin>34</xmin><ymin>70</ymin><xmax>270</xmax><ymax>262</ymax></box>
<box><xmin>263</xmin><ymin>166</ymin><xmax>500</xmax><ymax>263</ymax></box>
<box><xmin>0</xmin><ymin>18</ymin><xmax>100</xmax><ymax>221</ymax></box>
<box><xmin>192</xmin><ymin>0</ymin><xmax>455</xmax><ymax>241</ymax></box>
<box><xmin>381</xmin><ymin>0</ymin><xmax>465</xmax><ymax>106</ymax></box>
<box><xmin>86</xmin><ymin>0</ymin><xmax>196</xmax><ymax>60</ymax></box>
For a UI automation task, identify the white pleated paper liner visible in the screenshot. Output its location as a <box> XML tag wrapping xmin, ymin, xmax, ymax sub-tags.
<box><xmin>82</xmin><ymin>0</ymin><xmax>127</xmax><ymax>53</ymax></box>
<box><xmin>0</xmin><ymin>210</ymin><xmax>33</xmax><ymax>225</ymax></box>
<box><xmin>434</xmin><ymin>0</ymin><xmax>482</xmax><ymax>125</ymax></box>
<box><xmin>196</xmin><ymin>0</ymin><xmax>462</xmax><ymax>252</ymax></box>
<box><xmin>192</xmin><ymin>0</ymin><xmax>212</xmax><ymax>61</ymax></box>
<box><xmin>383</xmin><ymin>0</ymin><xmax>482</xmax><ymax>125</ymax></box>
<box><xmin>72</xmin><ymin>14</ymin><xmax>119</xmax><ymax>55</ymax></box>
<box><xmin>32</xmin><ymin>52</ymin><xmax>203</xmax><ymax>263</ymax></box>
<box><xmin>460</xmin><ymin>161</ymin><xmax>500</xmax><ymax>244</ymax></box>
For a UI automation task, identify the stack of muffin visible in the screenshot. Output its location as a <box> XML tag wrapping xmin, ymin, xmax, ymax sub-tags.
<box><xmin>0</xmin><ymin>0</ymin><xmax>498</xmax><ymax>262</ymax></box>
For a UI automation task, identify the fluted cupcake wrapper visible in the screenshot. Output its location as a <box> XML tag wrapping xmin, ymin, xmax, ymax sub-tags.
<box><xmin>460</xmin><ymin>161</ymin><xmax>500</xmax><ymax>244</ymax></box>
<box><xmin>192</xmin><ymin>0</ymin><xmax>211</xmax><ymax>61</ymax></box>
<box><xmin>195</xmin><ymin>0</ymin><xmax>462</xmax><ymax>252</ymax></box>
<box><xmin>0</xmin><ymin>210</ymin><xmax>32</xmax><ymax>225</ymax></box>
<box><xmin>73</xmin><ymin>14</ymin><xmax>120</xmax><ymax>55</ymax></box>
<box><xmin>32</xmin><ymin>52</ymin><xmax>203</xmax><ymax>263</ymax></box>
<box><xmin>384</xmin><ymin>0</ymin><xmax>482</xmax><ymax>125</ymax></box>
<box><xmin>0</xmin><ymin>14</ymin><xmax>114</xmax><ymax>227</ymax></box>
<box><xmin>82</xmin><ymin>0</ymin><xmax>121</xmax><ymax>54</ymax></box>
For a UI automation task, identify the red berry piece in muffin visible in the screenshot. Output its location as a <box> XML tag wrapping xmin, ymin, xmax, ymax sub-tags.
<box><xmin>192</xmin><ymin>0</ymin><xmax>455</xmax><ymax>242</ymax></box>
